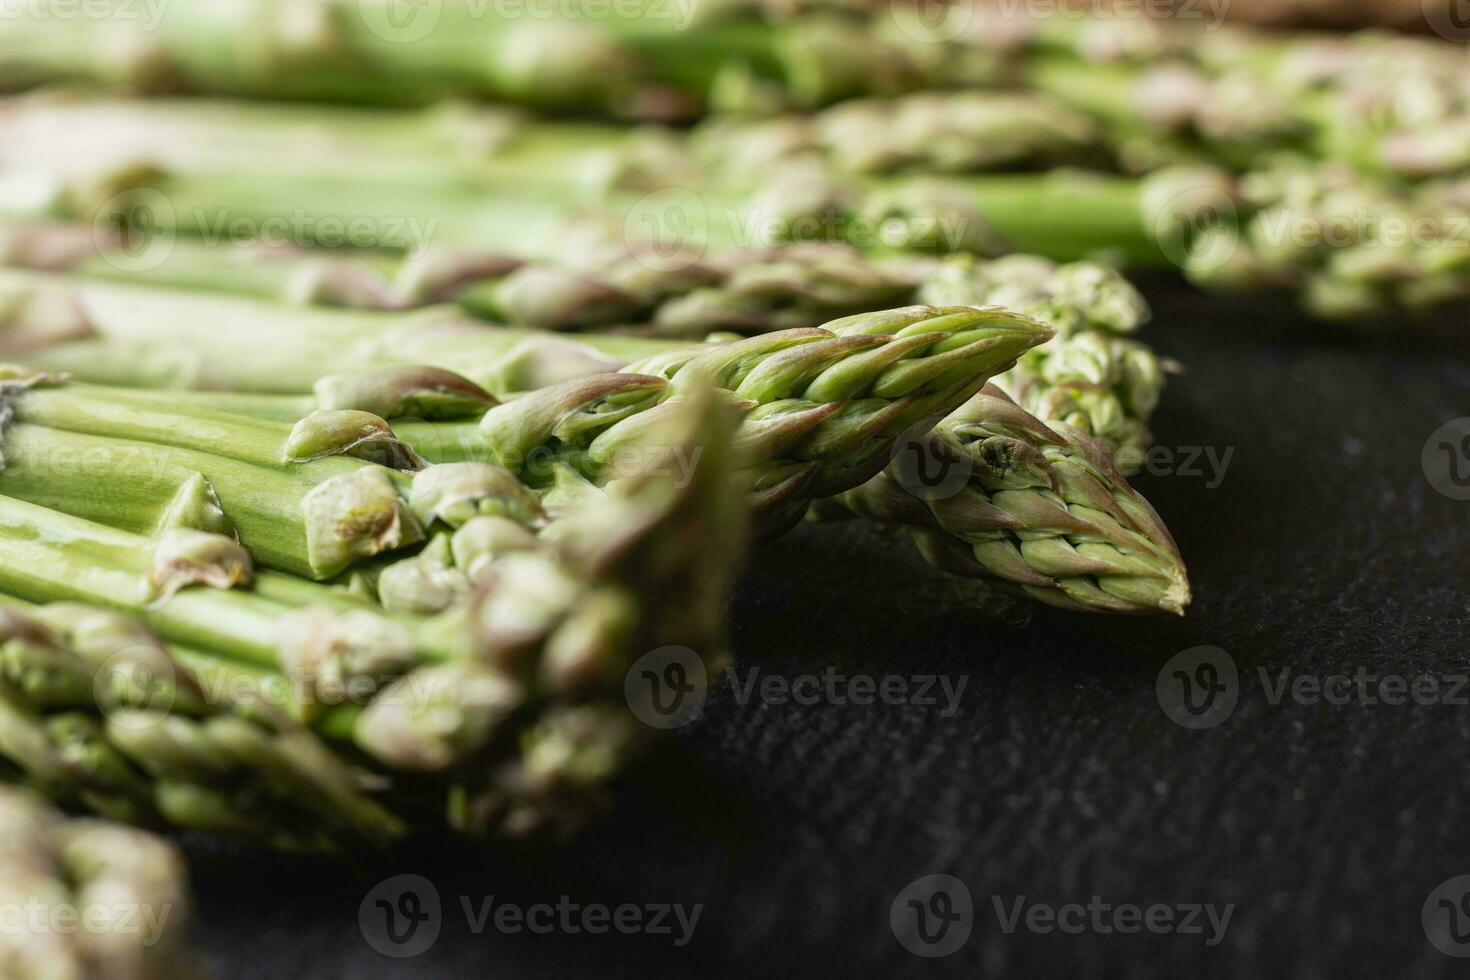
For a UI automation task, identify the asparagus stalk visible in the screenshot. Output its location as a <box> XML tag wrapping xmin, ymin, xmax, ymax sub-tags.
<box><xmin>1</xmin><ymin>321</ymin><xmax>1047</xmax><ymax>541</ymax></box>
<box><xmin>0</xmin><ymin>220</ymin><xmax>925</xmax><ymax>339</ymax></box>
<box><xmin>6</xmin><ymin>1</ymin><xmax>1466</xmax><ymax>177</ymax></box>
<box><xmin>0</xmin><ymin>244</ymin><xmax>1166</xmax><ymax>454</ymax></box>
<box><xmin>0</xmin><ymin>100</ymin><xmax>1154</xmax><ymax>262</ymax></box>
<box><xmin>12</xmin><ymin>89</ymin><xmax>1465</xmax><ymax>319</ymax></box>
<box><xmin>0</xmin><ymin>785</ymin><xmax>200</xmax><ymax>977</ymax></box>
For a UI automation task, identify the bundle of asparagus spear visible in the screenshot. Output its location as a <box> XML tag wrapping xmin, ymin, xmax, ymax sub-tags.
<box><xmin>40</xmin><ymin>3</ymin><xmax>1470</xmax><ymax>967</ymax></box>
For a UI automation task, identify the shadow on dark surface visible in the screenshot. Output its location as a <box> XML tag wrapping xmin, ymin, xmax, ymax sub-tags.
<box><xmin>191</xmin><ymin>284</ymin><xmax>1470</xmax><ymax>979</ymax></box>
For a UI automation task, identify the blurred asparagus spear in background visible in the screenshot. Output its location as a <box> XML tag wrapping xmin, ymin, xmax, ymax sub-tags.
<box><xmin>2</xmin><ymin>1</ymin><xmax>1466</xmax><ymax>179</ymax></box>
<box><xmin>0</xmin><ymin>0</ymin><xmax>1003</xmax><ymax>117</ymax></box>
<box><xmin>5</xmin><ymin>93</ymin><xmax>1465</xmax><ymax>320</ymax></box>
<box><xmin>0</xmin><ymin>785</ymin><xmax>201</xmax><ymax>977</ymax></box>
<box><xmin>0</xmin><ymin>220</ymin><xmax>924</xmax><ymax>339</ymax></box>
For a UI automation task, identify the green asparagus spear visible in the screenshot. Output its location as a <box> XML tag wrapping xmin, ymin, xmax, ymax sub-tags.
<box><xmin>829</xmin><ymin>384</ymin><xmax>1189</xmax><ymax>614</ymax></box>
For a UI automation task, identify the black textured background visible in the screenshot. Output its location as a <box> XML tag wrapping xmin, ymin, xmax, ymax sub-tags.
<box><xmin>186</xmin><ymin>280</ymin><xmax>1470</xmax><ymax>978</ymax></box>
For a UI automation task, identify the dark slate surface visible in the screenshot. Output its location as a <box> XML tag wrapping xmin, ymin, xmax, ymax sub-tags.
<box><xmin>185</xmin><ymin>281</ymin><xmax>1470</xmax><ymax>978</ymax></box>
